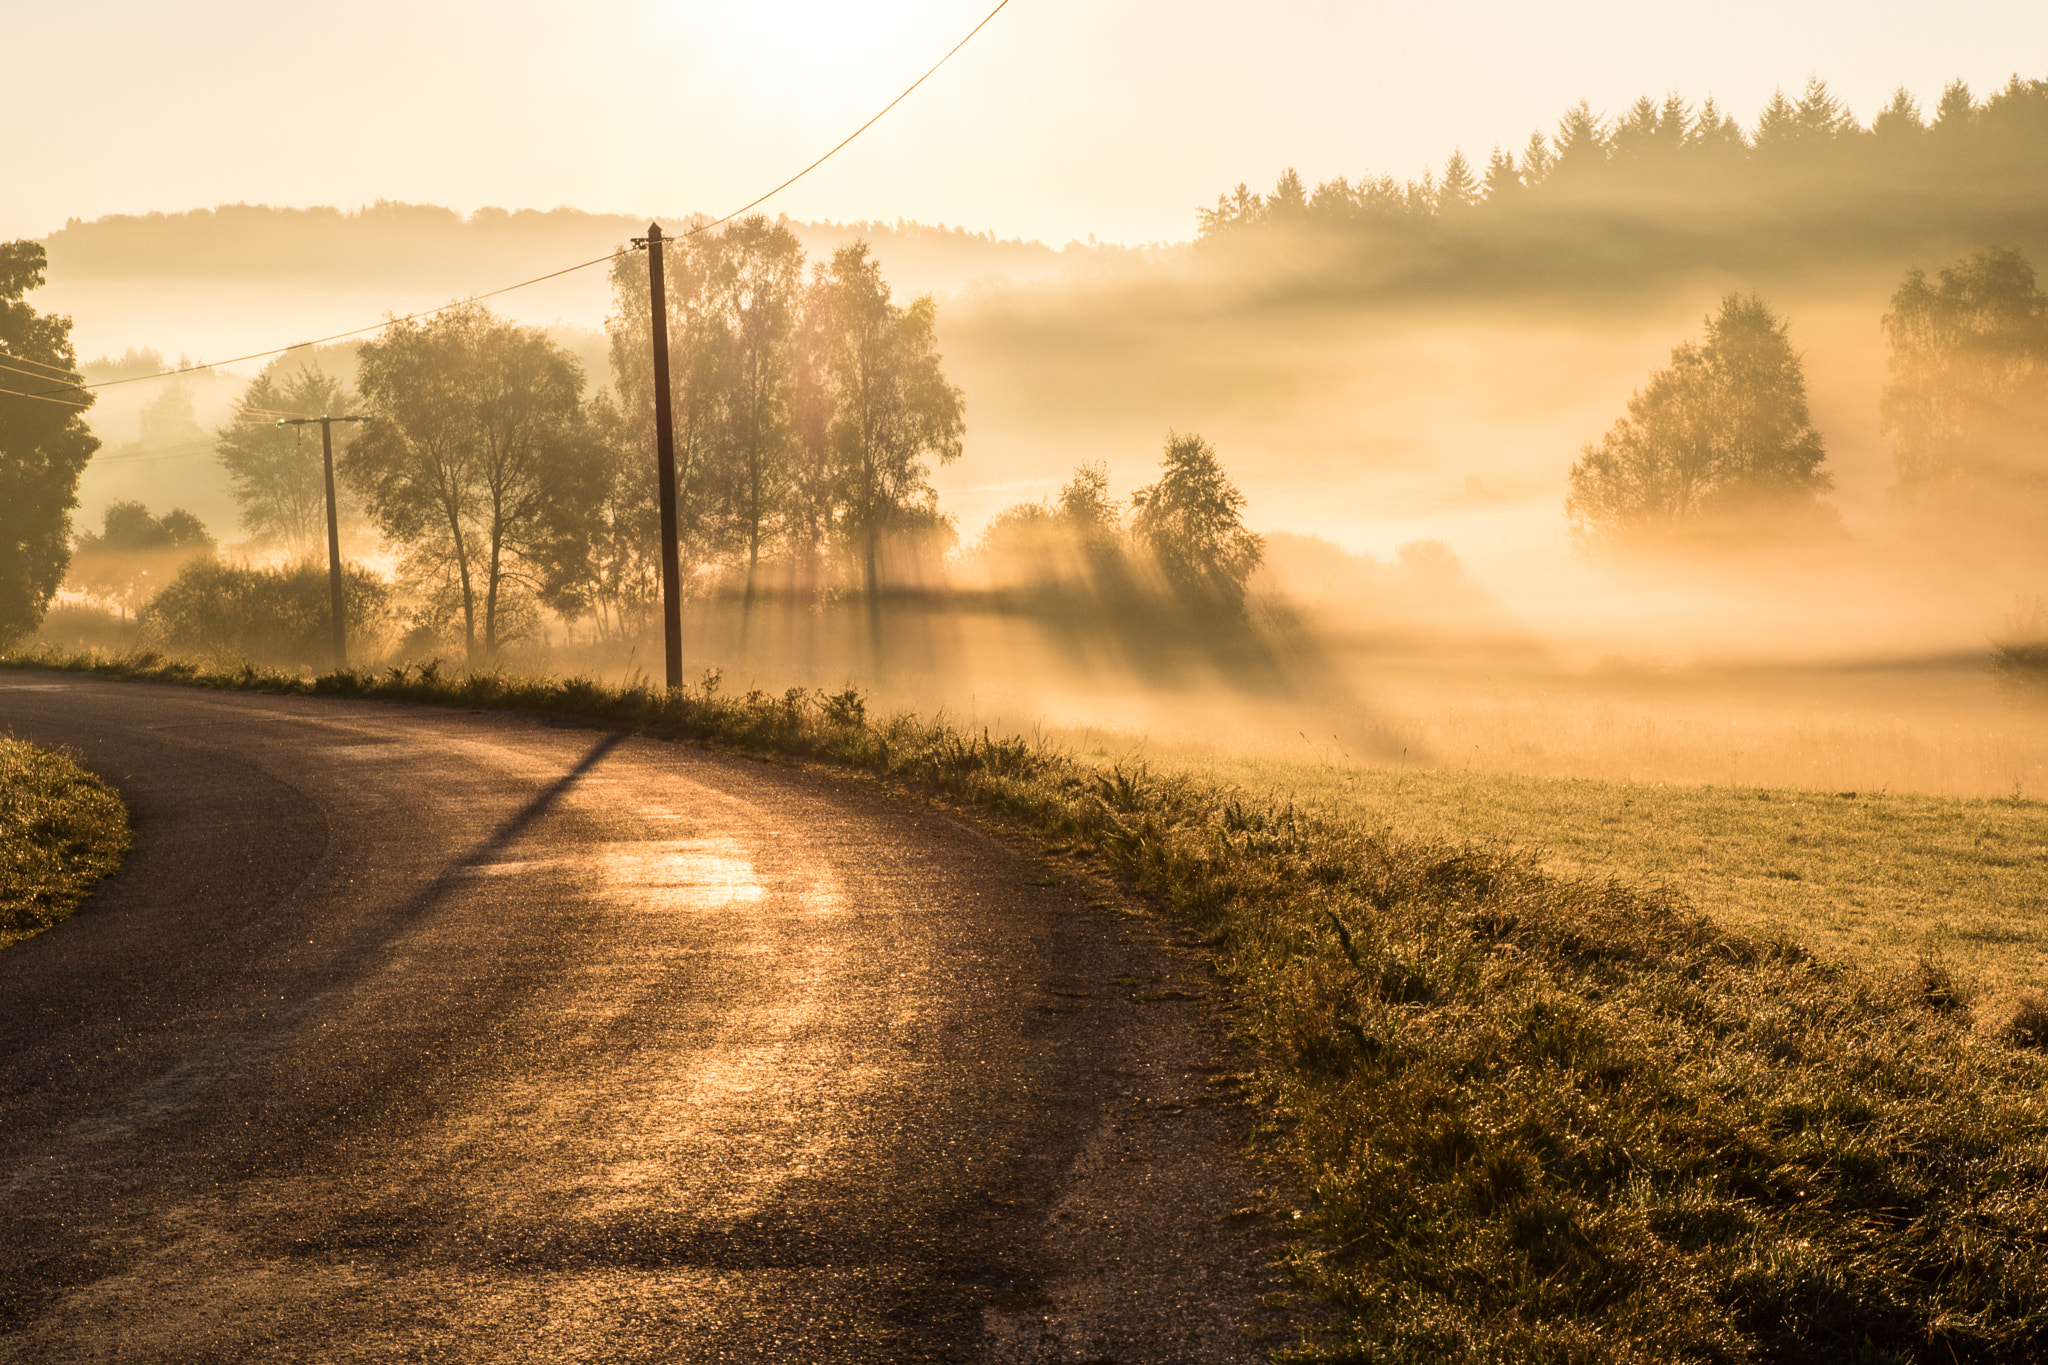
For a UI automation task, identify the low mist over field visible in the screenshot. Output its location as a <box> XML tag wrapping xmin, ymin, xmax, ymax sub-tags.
<box><xmin>19</xmin><ymin>74</ymin><xmax>2048</xmax><ymax>797</ymax></box>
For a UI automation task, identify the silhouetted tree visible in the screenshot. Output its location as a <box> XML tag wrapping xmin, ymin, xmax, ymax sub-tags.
<box><xmin>0</xmin><ymin>241</ymin><xmax>98</xmax><ymax>645</ymax></box>
<box><xmin>706</xmin><ymin>217</ymin><xmax>805</xmax><ymax>610</ymax></box>
<box><xmin>534</xmin><ymin>390</ymin><xmax>659</xmax><ymax>641</ymax></box>
<box><xmin>215</xmin><ymin>363</ymin><xmax>354</xmax><ymax>549</ymax></box>
<box><xmin>1058</xmin><ymin>462</ymin><xmax>1120</xmax><ymax>539</ymax></box>
<box><xmin>814</xmin><ymin>242</ymin><xmax>965</xmax><ymax>597</ymax></box>
<box><xmin>1566</xmin><ymin>293</ymin><xmax>1833</xmax><ymax>549</ymax></box>
<box><xmin>70</xmin><ymin>500</ymin><xmax>214</xmax><ymax>615</ymax></box>
<box><xmin>1438</xmin><ymin>152</ymin><xmax>1479</xmax><ymax>211</ymax></box>
<box><xmin>1881</xmin><ymin>246</ymin><xmax>2048</xmax><ymax>499</ymax></box>
<box><xmin>607</xmin><ymin>227</ymin><xmax>731</xmax><ymax>591</ymax></box>
<box><xmin>1130</xmin><ymin>433</ymin><xmax>1265</xmax><ymax>613</ymax></box>
<box><xmin>348</xmin><ymin>303</ymin><xmax>594</xmax><ymax>660</ymax></box>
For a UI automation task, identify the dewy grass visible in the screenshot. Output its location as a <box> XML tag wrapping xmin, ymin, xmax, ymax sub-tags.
<box><xmin>1149</xmin><ymin>752</ymin><xmax>2048</xmax><ymax>999</ymax></box>
<box><xmin>0</xmin><ymin>734</ymin><xmax>130</xmax><ymax>949</ymax></box>
<box><xmin>12</xmin><ymin>647</ymin><xmax>2048</xmax><ymax>1361</ymax></box>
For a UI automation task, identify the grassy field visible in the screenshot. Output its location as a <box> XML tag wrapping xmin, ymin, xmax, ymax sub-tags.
<box><xmin>0</xmin><ymin>735</ymin><xmax>131</xmax><ymax>949</ymax></box>
<box><xmin>13</xmin><ymin>648</ymin><xmax>2048</xmax><ymax>1361</ymax></box>
<box><xmin>1151</xmin><ymin>752</ymin><xmax>2048</xmax><ymax>1003</ymax></box>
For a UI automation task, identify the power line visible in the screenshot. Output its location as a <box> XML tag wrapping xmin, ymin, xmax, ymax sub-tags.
<box><xmin>0</xmin><ymin>358</ymin><xmax>89</xmax><ymax>389</ymax></box>
<box><xmin>0</xmin><ymin>382</ymin><xmax>92</xmax><ymax>410</ymax></box>
<box><xmin>90</xmin><ymin>438</ymin><xmax>222</xmax><ymax>466</ymax></box>
<box><xmin>0</xmin><ymin>352</ymin><xmax>84</xmax><ymax>381</ymax></box>
<box><xmin>26</xmin><ymin>0</ymin><xmax>1013</xmax><ymax>402</ymax></box>
<box><xmin>679</xmin><ymin>0</ymin><xmax>1014</xmax><ymax>239</ymax></box>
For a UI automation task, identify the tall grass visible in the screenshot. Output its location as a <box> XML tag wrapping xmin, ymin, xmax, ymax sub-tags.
<box><xmin>11</xmin><ymin>646</ymin><xmax>2048</xmax><ymax>1360</ymax></box>
<box><xmin>0</xmin><ymin>735</ymin><xmax>130</xmax><ymax>948</ymax></box>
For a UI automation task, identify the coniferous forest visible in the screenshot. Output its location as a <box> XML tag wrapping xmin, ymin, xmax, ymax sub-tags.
<box><xmin>1195</xmin><ymin>77</ymin><xmax>2048</xmax><ymax>297</ymax></box>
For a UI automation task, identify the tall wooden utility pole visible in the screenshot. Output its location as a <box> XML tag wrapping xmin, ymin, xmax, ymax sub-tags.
<box><xmin>277</xmin><ymin>413</ymin><xmax>367</xmax><ymax>670</ymax></box>
<box><xmin>631</xmin><ymin>222</ymin><xmax>685</xmax><ymax>690</ymax></box>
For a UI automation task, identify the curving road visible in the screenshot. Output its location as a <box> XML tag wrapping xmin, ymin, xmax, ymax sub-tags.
<box><xmin>0</xmin><ymin>674</ymin><xmax>1304</xmax><ymax>1363</ymax></box>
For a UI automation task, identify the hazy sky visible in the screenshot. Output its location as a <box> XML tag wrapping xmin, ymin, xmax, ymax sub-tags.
<box><xmin>14</xmin><ymin>1</ymin><xmax>2048</xmax><ymax>246</ymax></box>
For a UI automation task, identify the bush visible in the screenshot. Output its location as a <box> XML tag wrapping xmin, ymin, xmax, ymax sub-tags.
<box><xmin>1992</xmin><ymin>596</ymin><xmax>2048</xmax><ymax>697</ymax></box>
<box><xmin>140</xmin><ymin>558</ymin><xmax>392</xmax><ymax>665</ymax></box>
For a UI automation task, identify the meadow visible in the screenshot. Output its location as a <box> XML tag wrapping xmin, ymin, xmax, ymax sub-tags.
<box><xmin>1159</xmin><ymin>748</ymin><xmax>2048</xmax><ymax>997</ymax></box>
<box><xmin>13</xmin><ymin>648</ymin><xmax>2048</xmax><ymax>1360</ymax></box>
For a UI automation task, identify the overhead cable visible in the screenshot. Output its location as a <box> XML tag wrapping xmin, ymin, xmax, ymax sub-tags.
<box><xmin>33</xmin><ymin>0</ymin><xmax>1012</xmax><ymax>402</ymax></box>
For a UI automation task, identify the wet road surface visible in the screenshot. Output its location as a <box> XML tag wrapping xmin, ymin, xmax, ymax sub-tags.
<box><xmin>0</xmin><ymin>675</ymin><xmax>1303</xmax><ymax>1362</ymax></box>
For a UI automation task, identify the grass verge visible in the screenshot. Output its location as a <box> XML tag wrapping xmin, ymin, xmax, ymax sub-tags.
<box><xmin>10</xmin><ymin>647</ymin><xmax>2048</xmax><ymax>1362</ymax></box>
<box><xmin>0</xmin><ymin>733</ymin><xmax>131</xmax><ymax>949</ymax></box>
<box><xmin>1154</xmin><ymin>752</ymin><xmax>2048</xmax><ymax>999</ymax></box>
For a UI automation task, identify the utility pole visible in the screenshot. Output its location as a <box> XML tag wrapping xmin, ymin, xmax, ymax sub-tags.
<box><xmin>277</xmin><ymin>414</ymin><xmax>368</xmax><ymax>671</ymax></box>
<box><xmin>631</xmin><ymin>221</ymin><xmax>685</xmax><ymax>690</ymax></box>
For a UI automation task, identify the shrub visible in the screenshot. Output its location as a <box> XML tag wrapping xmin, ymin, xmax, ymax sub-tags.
<box><xmin>140</xmin><ymin>559</ymin><xmax>392</xmax><ymax>665</ymax></box>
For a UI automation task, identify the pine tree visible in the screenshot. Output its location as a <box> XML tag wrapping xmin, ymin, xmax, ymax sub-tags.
<box><xmin>1482</xmin><ymin>147</ymin><xmax>1521</xmax><ymax>202</ymax></box>
<box><xmin>1438</xmin><ymin>151</ymin><xmax>1479</xmax><ymax>211</ymax></box>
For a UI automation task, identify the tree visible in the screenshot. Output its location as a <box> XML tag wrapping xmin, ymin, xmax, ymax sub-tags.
<box><xmin>814</xmin><ymin>242</ymin><xmax>965</xmax><ymax>597</ymax></box>
<box><xmin>1437</xmin><ymin>152</ymin><xmax>1479</xmax><ymax>211</ymax></box>
<box><xmin>215</xmin><ymin>362</ymin><xmax>355</xmax><ymax>549</ymax></box>
<box><xmin>606</xmin><ymin>226</ymin><xmax>732</xmax><ymax>591</ymax></box>
<box><xmin>69</xmin><ymin>500</ymin><xmax>215</xmax><ymax>616</ymax></box>
<box><xmin>1566</xmin><ymin>293</ymin><xmax>1833</xmax><ymax>549</ymax></box>
<box><xmin>1057</xmin><ymin>461</ymin><xmax>1119</xmax><ymax>539</ymax></box>
<box><xmin>1880</xmin><ymin>246</ymin><xmax>2048</xmax><ymax>498</ymax></box>
<box><xmin>0</xmin><ymin>241</ymin><xmax>99</xmax><ymax>645</ymax></box>
<box><xmin>347</xmin><ymin>303</ymin><xmax>593</xmax><ymax>660</ymax></box>
<box><xmin>534</xmin><ymin>390</ymin><xmax>659</xmax><ymax>641</ymax></box>
<box><xmin>1129</xmin><ymin>433</ymin><xmax>1265</xmax><ymax>613</ymax></box>
<box><xmin>706</xmin><ymin>217</ymin><xmax>805</xmax><ymax>609</ymax></box>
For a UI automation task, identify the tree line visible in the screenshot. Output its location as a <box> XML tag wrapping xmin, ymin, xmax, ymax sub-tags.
<box><xmin>1567</xmin><ymin>245</ymin><xmax>2048</xmax><ymax>550</ymax></box>
<box><xmin>196</xmin><ymin>219</ymin><xmax>963</xmax><ymax>661</ymax></box>
<box><xmin>1198</xmin><ymin>75</ymin><xmax>2048</xmax><ymax>291</ymax></box>
<box><xmin>977</xmin><ymin>434</ymin><xmax>1267</xmax><ymax>619</ymax></box>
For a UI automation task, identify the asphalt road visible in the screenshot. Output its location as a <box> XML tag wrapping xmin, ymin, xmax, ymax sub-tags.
<box><xmin>0</xmin><ymin>674</ymin><xmax>1305</xmax><ymax>1363</ymax></box>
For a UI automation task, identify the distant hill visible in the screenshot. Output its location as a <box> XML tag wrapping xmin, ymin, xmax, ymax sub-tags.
<box><xmin>39</xmin><ymin>202</ymin><xmax>1091</xmax><ymax>305</ymax></box>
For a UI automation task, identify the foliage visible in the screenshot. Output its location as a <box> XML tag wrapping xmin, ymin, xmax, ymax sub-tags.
<box><xmin>537</xmin><ymin>389</ymin><xmax>661</xmax><ymax>639</ymax></box>
<box><xmin>138</xmin><ymin>558</ymin><xmax>392</xmax><ymax>666</ymax></box>
<box><xmin>1130</xmin><ymin>433</ymin><xmax>1265</xmax><ymax>612</ymax></box>
<box><xmin>977</xmin><ymin>462</ymin><xmax>1129</xmax><ymax>589</ymax></box>
<box><xmin>710</xmin><ymin>217</ymin><xmax>806</xmax><ymax>602</ymax></box>
<box><xmin>13</xmin><ymin>647</ymin><xmax>2048</xmax><ymax>1360</ymax></box>
<box><xmin>0</xmin><ymin>241</ymin><xmax>99</xmax><ymax>646</ymax></box>
<box><xmin>1192</xmin><ymin>74</ymin><xmax>2048</xmax><ymax>294</ymax></box>
<box><xmin>68</xmin><ymin>499</ymin><xmax>214</xmax><ymax>614</ymax></box>
<box><xmin>348</xmin><ymin>303</ymin><xmax>595</xmax><ymax>661</ymax></box>
<box><xmin>0</xmin><ymin>735</ymin><xmax>129</xmax><ymax>949</ymax></box>
<box><xmin>1882</xmin><ymin>246</ymin><xmax>2048</xmax><ymax>502</ymax></box>
<box><xmin>215</xmin><ymin>362</ymin><xmax>358</xmax><ymax>549</ymax></box>
<box><xmin>1567</xmin><ymin>294</ymin><xmax>1834</xmax><ymax>550</ymax></box>
<box><xmin>811</xmin><ymin>241</ymin><xmax>966</xmax><ymax>595</ymax></box>
<box><xmin>1991</xmin><ymin>595</ymin><xmax>2048</xmax><ymax>698</ymax></box>
<box><xmin>602</xmin><ymin>223</ymin><xmax>965</xmax><ymax>606</ymax></box>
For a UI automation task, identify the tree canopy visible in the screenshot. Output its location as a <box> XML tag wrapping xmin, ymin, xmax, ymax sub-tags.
<box><xmin>603</xmin><ymin>225</ymin><xmax>964</xmax><ymax>608</ymax></box>
<box><xmin>1567</xmin><ymin>293</ymin><xmax>1833</xmax><ymax>550</ymax></box>
<box><xmin>215</xmin><ymin>363</ymin><xmax>357</xmax><ymax>549</ymax></box>
<box><xmin>1195</xmin><ymin>75</ymin><xmax>2048</xmax><ymax>295</ymax></box>
<box><xmin>0</xmin><ymin>241</ymin><xmax>99</xmax><ymax>645</ymax></box>
<box><xmin>1882</xmin><ymin>246</ymin><xmax>2048</xmax><ymax>502</ymax></box>
<box><xmin>69</xmin><ymin>500</ymin><xmax>214</xmax><ymax>615</ymax></box>
<box><xmin>347</xmin><ymin>304</ymin><xmax>593</xmax><ymax>660</ymax></box>
<box><xmin>1130</xmin><ymin>433</ymin><xmax>1265</xmax><ymax>613</ymax></box>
